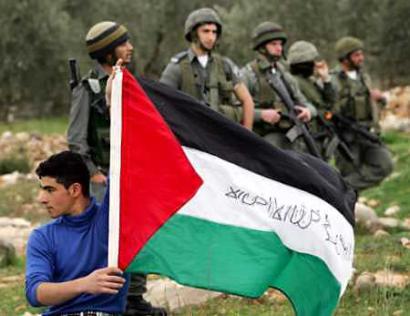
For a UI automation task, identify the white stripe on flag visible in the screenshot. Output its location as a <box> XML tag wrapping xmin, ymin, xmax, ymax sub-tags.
<box><xmin>179</xmin><ymin>147</ymin><xmax>354</xmax><ymax>293</ymax></box>
<box><xmin>108</xmin><ymin>69</ymin><xmax>123</xmax><ymax>267</ymax></box>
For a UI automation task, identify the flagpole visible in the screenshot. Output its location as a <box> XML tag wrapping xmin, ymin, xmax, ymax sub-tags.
<box><xmin>108</xmin><ymin>67</ymin><xmax>123</xmax><ymax>268</ymax></box>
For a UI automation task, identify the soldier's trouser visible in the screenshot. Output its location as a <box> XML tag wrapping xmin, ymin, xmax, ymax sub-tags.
<box><xmin>263</xmin><ymin>132</ymin><xmax>308</xmax><ymax>154</ymax></box>
<box><xmin>127</xmin><ymin>273</ymin><xmax>147</xmax><ymax>297</ymax></box>
<box><xmin>335</xmin><ymin>137</ymin><xmax>393</xmax><ymax>191</ymax></box>
<box><xmin>90</xmin><ymin>182</ymin><xmax>107</xmax><ymax>204</ymax></box>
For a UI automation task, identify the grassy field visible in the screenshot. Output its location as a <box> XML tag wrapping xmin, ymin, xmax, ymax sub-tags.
<box><xmin>0</xmin><ymin>123</ymin><xmax>409</xmax><ymax>315</ymax></box>
<box><xmin>0</xmin><ymin>117</ymin><xmax>68</xmax><ymax>135</ymax></box>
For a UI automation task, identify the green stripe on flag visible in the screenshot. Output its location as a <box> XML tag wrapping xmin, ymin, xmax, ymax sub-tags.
<box><xmin>128</xmin><ymin>214</ymin><xmax>341</xmax><ymax>316</ymax></box>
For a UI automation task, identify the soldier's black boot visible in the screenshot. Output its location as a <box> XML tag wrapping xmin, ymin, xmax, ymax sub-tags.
<box><xmin>124</xmin><ymin>295</ymin><xmax>167</xmax><ymax>316</ymax></box>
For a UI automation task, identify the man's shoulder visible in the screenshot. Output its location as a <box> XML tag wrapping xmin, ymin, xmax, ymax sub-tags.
<box><xmin>32</xmin><ymin>218</ymin><xmax>61</xmax><ymax>233</ymax></box>
<box><xmin>219</xmin><ymin>55</ymin><xmax>241</xmax><ymax>78</ymax></box>
<box><xmin>169</xmin><ymin>50</ymin><xmax>189</xmax><ymax>64</ymax></box>
<box><xmin>241</xmin><ymin>59</ymin><xmax>257</xmax><ymax>75</ymax></box>
<box><xmin>28</xmin><ymin>219</ymin><xmax>62</xmax><ymax>247</ymax></box>
<box><xmin>330</xmin><ymin>66</ymin><xmax>344</xmax><ymax>77</ymax></box>
<box><xmin>80</xmin><ymin>68</ymin><xmax>106</xmax><ymax>94</ymax></box>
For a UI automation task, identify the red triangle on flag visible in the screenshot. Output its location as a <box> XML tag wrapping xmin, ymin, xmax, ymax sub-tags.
<box><xmin>117</xmin><ymin>70</ymin><xmax>203</xmax><ymax>269</ymax></box>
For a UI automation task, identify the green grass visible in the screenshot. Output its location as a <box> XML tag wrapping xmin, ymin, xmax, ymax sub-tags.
<box><xmin>176</xmin><ymin>295</ymin><xmax>295</xmax><ymax>315</ymax></box>
<box><xmin>362</xmin><ymin>132</ymin><xmax>410</xmax><ymax>218</ymax></box>
<box><xmin>0</xmin><ymin>258</ymin><xmax>44</xmax><ymax>315</ymax></box>
<box><xmin>0</xmin><ymin>116</ymin><xmax>68</xmax><ymax>135</ymax></box>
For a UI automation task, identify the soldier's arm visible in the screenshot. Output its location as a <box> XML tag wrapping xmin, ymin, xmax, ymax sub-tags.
<box><xmin>223</xmin><ymin>58</ymin><xmax>254</xmax><ymax>129</ymax></box>
<box><xmin>233</xmin><ymin>82</ymin><xmax>254</xmax><ymax>130</ymax></box>
<box><xmin>240</xmin><ymin>66</ymin><xmax>266</xmax><ymax>123</ymax></box>
<box><xmin>159</xmin><ymin>62</ymin><xmax>181</xmax><ymax>90</ymax></box>
<box><xmin>67</xmin><ymin>83</ymin><xmax>99</xmax><ymax>176</ymax></box>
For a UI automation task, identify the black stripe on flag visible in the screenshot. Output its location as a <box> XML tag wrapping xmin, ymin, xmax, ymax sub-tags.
<box><xmin>137</xmin><ymin>76</ymin><xmax>356</xmax><ymax>226</ymax></box>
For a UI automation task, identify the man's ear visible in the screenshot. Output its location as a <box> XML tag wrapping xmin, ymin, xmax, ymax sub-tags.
<box><xmin>69</xmin><ymin>183</ymin><xmax>83</xmax><ymax>197</ymax></box>
<box><xmin>106</xmin><ymin>53</ymin><xmax>114</xmax><ymax>65</ymax></box>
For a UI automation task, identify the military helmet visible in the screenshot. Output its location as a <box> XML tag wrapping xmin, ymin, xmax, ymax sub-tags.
<box><xmin>288</xmin><ymin>41</ymin><xmax>319</xmax><ymax>65</ymax></box>
<box><xmin>184</xmin><ymin>8</ymin><xmax>222</xmax><ymax>42</ymax></box>
<box><xmin>335</xmin><ymin>36</ymin><xmax>364</xmax><ymax>60</ymax></box>
<box><xmin>252</xmin><ymin>22</ymin><xmax>287</xmax><ymax>50</ymax></box>
<box><xmin>86</xmin><ymin>21</ymin><xmax>129</xmax><ymax>59</ymax></box>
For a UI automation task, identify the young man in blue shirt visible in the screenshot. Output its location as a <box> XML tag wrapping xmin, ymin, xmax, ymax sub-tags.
<box><xmin>25</xmin><ymin>151</ymin><xmax>128</xmax><ymax>315</ymax></box>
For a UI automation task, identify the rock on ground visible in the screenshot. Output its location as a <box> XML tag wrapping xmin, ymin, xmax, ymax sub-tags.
<box><xmin>355</xmin><ymin>202</ymin><xmax>380</xmax><ymax>231</ymax></box>
<box><xmin>0</xmin><ymin>217</ymin><xmax>35</xmax><ymax>256</ymax></box>
<box><xmin>144</xmin><ymin>278</ymin><xmax>221</xmax><ymax>312</ymax></box>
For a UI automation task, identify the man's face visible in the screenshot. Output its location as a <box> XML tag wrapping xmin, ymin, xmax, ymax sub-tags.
<box><xmin>264</xmin><ymin>39</ymin><xmax>283</xmax><ymax>59</ymax></box>
<box><xmin>347</xmin><ymin>49</ymin><xmax>365</xmax><ymax>69</ymax></box>
<box><xmin>37</xmin><ymin>177</ymin><xmax>76</xmax><ymax>218</ymax></box>
<box><xmin>114</xmin><ymin>40</ymin><xmax>134</xmax><ymax>64</ymax></box>
<box><xmin>196</xmin><ymin>23</ymin><xmax>218</xmax><ymax>52</ymax></box>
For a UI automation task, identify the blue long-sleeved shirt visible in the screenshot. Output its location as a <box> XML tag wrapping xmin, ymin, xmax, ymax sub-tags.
<box><xmin>25</xmin><ymin>191</ymin><xmax>129</xmax><ymax>315</ymax></box>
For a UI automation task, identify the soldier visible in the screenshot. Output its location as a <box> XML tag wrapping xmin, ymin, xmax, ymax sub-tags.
<box><xmin>331</xmin><ymin>36</ymin><xmax>393</xmax><ymax>191</ymax></box>
<box><xmin>288</xmin><ymin>41</ymin><xmax>336</xmax><ymax>159</ymax></box>
<box><xmin>241</xmin><ymin>22</ymin><xmax>318</xmax><ymax>154</ymax></box>
<box><xmin>67</xmin><ymin>21</ymin><xmax>167</xmax><ymax>316</ymax></box>
<box><xmin>160</xmin><ymin>8</ymin><xmax>254</xmax><ymax>129</ymax></box>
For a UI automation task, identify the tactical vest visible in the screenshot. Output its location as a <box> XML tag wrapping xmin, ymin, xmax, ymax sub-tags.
<box><xmin>295</xmin><ymin>76</ymin><xmax>325</xmax><ymax>111</ymax></box>
<box><xmin>335</xmin><ymin>71</ymin><xmax>373</xmax><ymax>123</ymax></box>
<box><xmin>250</xmin><ymin>58</ymin><xmax>296</xmax><ymax>134</ymax></box>
<box><xmin>177</xmin><ymin>52</ymin><xmax>241</xmax><ymax>122</ymax></box>
<box><xmin>250</xmin><ymin>59</ymin><xmax>281</xmax><ymax>110</ymax></box>
<box><xmin>83</xmin><ymin>70</ymin><xmax>110</xmax><ymax>171</ymax></box>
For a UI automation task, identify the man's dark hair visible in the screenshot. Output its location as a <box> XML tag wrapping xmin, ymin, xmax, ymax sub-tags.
<box><xmin>96</xmin><ymin>48</ymin><xmax>115</xmax><ymax>65</ymax></box>
<box><xmin>35</xmin><ymin>151</ymin><xmax>90</xmax><ymax>197</ymax></box>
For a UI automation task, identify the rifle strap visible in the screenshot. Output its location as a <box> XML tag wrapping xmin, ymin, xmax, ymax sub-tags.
<box><xmin>265</xmin><ymin>69</ymin><xmax>294</xmax><ymax>106</ymax></box>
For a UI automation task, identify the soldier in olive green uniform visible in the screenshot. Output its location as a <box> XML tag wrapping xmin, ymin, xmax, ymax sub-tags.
<box><xmin>331</xmin><ymin>36</ymin><xmax>393</xmax><ymax>191</ymax></box>
<box><xmin>241</xmin><ymin>22</ymin><xmax>317</xmax><ymax>153</ymax></box>
<box><xmin>67</xmin><ymin>21</ymin><xmax>167</xmax><ymax>316</ymax></box>
<box><xmin>288</xmin><ymin>41</ymin><xmax>336</xmax><ymax>158</ymax></box>
<box><xmin>160</xmin><ymin>8</ymin><xmax>254</xmax><ymax>129</ymax></box>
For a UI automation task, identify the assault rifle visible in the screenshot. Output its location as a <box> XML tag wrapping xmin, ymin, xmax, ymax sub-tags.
<box><xmin>68</xmin><ymin>58</ymin><xmax>80</xmax><ymax>90</ymax></box>
<box><xmin>265</xmin><ymin>71</ymin><xmax>323</xmax><ymax>159</ymax></box>
<box><xmin>328</xmin><ymin>112</ymin><xmax>381</xmax><ymax>144</ymax></box>
<box><xmin>315</xmin><ymin>112</ymin><xmax>355</xmax><ymax>163</ymax></box>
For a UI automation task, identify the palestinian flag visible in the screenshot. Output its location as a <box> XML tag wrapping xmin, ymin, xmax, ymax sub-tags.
<box><xmin>108</xmin><ymin>69</ymin><xmax>356</xmax><ymax>316</ymax></box>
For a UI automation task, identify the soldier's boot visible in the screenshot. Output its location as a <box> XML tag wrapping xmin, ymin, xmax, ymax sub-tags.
<box><xmin>124</xmin><ymin>295</ymin><xmax>167</xmax><ymax>316</ymax></box>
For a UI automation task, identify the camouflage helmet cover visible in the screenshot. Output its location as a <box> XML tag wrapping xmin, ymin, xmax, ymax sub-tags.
<box><xmin>184</xmin><ymin>8</ymin><xmax>222</xmax><ymax>42</ymax></box>
<box><xmin>335</xmin><ymin>36</ymin><xmax>364</xmax><ymax>60</ymax></box>
<box><xmin>288</xmin><ymin>41</ymin><xmax>320</xmax><ymax>65</ymax></box>
<box><xmin>86</xmin><ymin>21</ymin><xmax>128</xmax><ymax>59</ymax></box>
<box><xmin>252</xmin><ymin>21</ymin><xmax>287</xmax><ymax>50</ymax></box>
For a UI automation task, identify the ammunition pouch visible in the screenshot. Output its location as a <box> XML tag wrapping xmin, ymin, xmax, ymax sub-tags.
<box><xmin>354</xmin><ymin>94</ymin><xmax>371</xmax><ymax>120</ymax></box>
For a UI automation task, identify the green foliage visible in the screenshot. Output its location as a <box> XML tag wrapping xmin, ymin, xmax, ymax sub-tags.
<box><xmin>0</xmin><ymin>156</ymin><xmax>30</xmax><ymax>175</ymax></box>
<box><xmin>1</xmin><ymin>0</ymin><xmax>408</xmax><ymax>120</ymax></box>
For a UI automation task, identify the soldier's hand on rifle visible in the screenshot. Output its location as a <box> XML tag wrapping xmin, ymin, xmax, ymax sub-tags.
<box><xmin>261</xmin><ymin>109</ymin><xmax>281</xmax><ymax>124</ymax></box>
<box><xmin>91</xmin><ymin>172</ymin><xmax>107</xmax><ymax>185</ymax></box>
<box><xmin>370</xmin><ymin>89</ymin><xmax>386</xmax><ymax>104</ymax></box>
<box><xmin>105</xmin><ymin>59</ymin><xmax>125</xmax><ymax>110</ymax></box>
<box><xmin>295</xmin><ymin>105</ymin><xmax>311</xmax><ymax>122</ymax></box>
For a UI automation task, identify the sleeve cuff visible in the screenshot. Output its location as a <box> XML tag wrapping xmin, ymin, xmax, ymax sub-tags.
<box><xmin>254</xmin><ymin>109</ymin><xmax>263</xmax><ymax>122</ymax></box>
